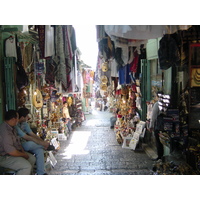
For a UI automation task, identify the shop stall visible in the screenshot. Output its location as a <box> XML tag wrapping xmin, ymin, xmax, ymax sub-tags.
<box><xmin>0</xmin><ymin>25</ymin><xmax>93</xmax><ymax>170</ymax></box>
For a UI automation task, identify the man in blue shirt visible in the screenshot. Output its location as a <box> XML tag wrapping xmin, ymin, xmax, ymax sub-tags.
<box><xmin>16</xmin><ymin>108</ymin><xmax>53</xmax><ymax>175</ymax></box>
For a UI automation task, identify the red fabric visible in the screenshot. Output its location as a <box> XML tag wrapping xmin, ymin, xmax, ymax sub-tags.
<box><xmin>116</xmin><ymin>89</ymin><xmax>121</xmax><ymax>96</ymax></box>
<box><xmin>130</xmin><ymin>51</ymin><xmax>139</xmax><ymax>73</ymax></box>
<box><xmin>131</xmin><ymin>84</ymin><xmax>137</xmax><ymax>92</ymax></box>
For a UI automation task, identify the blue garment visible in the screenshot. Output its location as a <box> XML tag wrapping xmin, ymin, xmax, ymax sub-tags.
<box><xmin>119</xmin><ymin>66</ymin><xmax>125</xmax><ymax>85</ymax></box>
<box><xmin>119</xmin><ymin>64</ymin><xmax>131</xmax><ymax>85</ymax></box>
<box><xmin>22</xmin><ymin>141</ymin><xmax>45</xmax><ymax>175</ymax></box>
<box><xmin>15</xmin><ymin>124</ymin><xmax>26</xmax><ymax>137</ymax></box>
<box><xmin>66</xmin><ymin>119</ymin><xmax>72</xmax><ymax>133</ymax></box>
<box><xmin>20</xmin><ymin>122</ymin><xmax>32</xmax><ymax>134</ymax></box>
<box><xmin>15</xmin><ymin>123</ymin><xmax>45</xmax><ymax>175</ymax></box>
<box><xmin>125</xmin><ymin>64</ymin><xmax>131</xmax><ymax>84</ymax></box>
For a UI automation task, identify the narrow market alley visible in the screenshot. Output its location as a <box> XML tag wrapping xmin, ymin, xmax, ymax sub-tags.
<box><xmin>49</xmin><ymin>110</ymin><xmax>154</xmax><ymax>175</ymax></box>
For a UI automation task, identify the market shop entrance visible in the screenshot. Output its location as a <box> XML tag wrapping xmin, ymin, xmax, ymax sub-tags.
<box><xmin>49</xmin><ymin>110</ymin><xmax>153</xmax><ymax>175</ymax></box>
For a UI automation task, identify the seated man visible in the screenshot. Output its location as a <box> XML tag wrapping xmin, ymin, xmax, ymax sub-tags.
<box><xmin>16</xmin><ymin>108</ymin><xmax>53</xmax><ymax>175</ymax></box>
<box><xmin>0</xmin><ymin>110</ymin><xmax>36</xmax><ymax>175</ymax></box>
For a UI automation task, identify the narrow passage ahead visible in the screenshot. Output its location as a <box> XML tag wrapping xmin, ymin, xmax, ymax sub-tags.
<box><xmin>49</xmin><ymin>110</ymin><xmax>153</xmax><ymax>175</ymax></box>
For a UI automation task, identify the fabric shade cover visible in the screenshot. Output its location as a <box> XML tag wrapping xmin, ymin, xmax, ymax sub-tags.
<box><xmin>104</xmin><ymin>25</ymin><xmax>192</xmax><ymax>40</ymax></box>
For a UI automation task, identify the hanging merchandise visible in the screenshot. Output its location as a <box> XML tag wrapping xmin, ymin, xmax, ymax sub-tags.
<box><xmin>101</xmin><ymin>75</ymin><xmax>108</xmax><ymax>84</ymax></box>
<box><xmin>100</xmin><ymin>75</ymin><xmax>108</xmax><ymax>91</ymax></box>
<box><xmin>100</xmin><ymin>84</ymin><xmax>107</xmax><ymax>91</ymax></box>
<box><xmin>130</xmin><ymin>50</ymin><xmax>139</xmax><ymax>73</ymax></box>
<box><xmin>53</xmin><ymin>25</ymin><xmax>68</xmax><ymax>90</ymax></box>
<box><xmin>17</xmin><ymin>88</ymin><xmax>27</xmax><ymax>107</ymax></box>
<box><xmin>36</xmin><ymin>61</ymin><xmax>45</xmax><ymax>75</ymax></box>
<box><xmin>33</xmin><ymin>89</ymin><xmax>43</xmax><ymax>109</ymax></box>
<box><xmin>5</xmin><ymin>35</ymin><xmax>18</xmax><ymax>61</ymax></box>
<box><xmin>16</xmin><ymin>64</ymin><xmax>29</xmax><ymax>91</ymax></box>
<box><xmin>67</xmin><ymin>96</ymin><xmax>73</xmax><ymax>106</ymax></box>
<box><xmin>191</xmin><ymin>68</ymin><xmax>200</xmax><ymax>87</ymax></box>
<box><xmin>158</xmin><ymin>34</ymin><xmax>180</xmax><ymax>70</ymax></box>
<box><xmin>101</xmin><ymin>61</ymin><xmax>108</xmax><ymax>72</ymax></box>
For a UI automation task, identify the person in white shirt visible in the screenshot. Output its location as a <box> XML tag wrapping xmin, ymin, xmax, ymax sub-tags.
<box><xmin>149</xmin><ymin>91</ymin><xmax>164</xmax><ymax>161</ymax></box>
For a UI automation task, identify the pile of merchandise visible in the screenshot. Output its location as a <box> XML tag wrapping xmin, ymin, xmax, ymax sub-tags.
<box><xmin>151</xmin><ymin>160</ymin><xmax>196</xmax><ymax>175</ymax></box>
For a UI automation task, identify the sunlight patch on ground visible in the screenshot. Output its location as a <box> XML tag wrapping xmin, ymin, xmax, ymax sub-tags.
<box><xmin>62</xmin><ymin>131</ymin><xmax>91</xmax><ymax>159</ymax></box>
<box><xmin>91</xmin><ymin>110</ymin><xmax>99</xmax><ymax>115</ymax></box>
<box><xmin>85</xmin><ymin>119</ymin><xmax>100</xmax><ymax>126</ymax></box>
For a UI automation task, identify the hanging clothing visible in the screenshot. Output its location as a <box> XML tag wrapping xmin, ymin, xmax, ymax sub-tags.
<box><xmin>64</xmin><ymin>25</ymin><xmax>73</xmax><ymax>62</ymax></box>
<box><xmin>38</xmin><ymin>25</ymin><xmax>45</xmax><ymax>59</ymax></box>
<box><xmin>110</xmin><ymin>58</ymin><xmax>118</xmax><ymax>78</ymax></box>
<box><xmin>5</xmin><ymin>36</ymin><xmax>17</xmax><ymax>61</ymax></box>
<box><xmin>53</xmin><ymin>25</ymin><xmax>67</xmax><ymax>90</ymax></box>
<box><xmin>45</xmin><ymin>59</ymin><xmax>56</xmax><ymax>85</ymax></box>
<box><xmin>23</xmin><ymin>43</ymin><xmax>33</xmax><ymax>70</ymax></box>
<box><xmin>96</xmin><ymin>25</ymin><xmax>106</xmax><ymax>42</ymax></box>
<box><xmin>45</xmin><ymin>25</ymin><xmax>55</xmax><ymax>57</ymax></box>
<box><xmin>130</xmin><ymin>50</ymin><xmax>139</xmax><ymax>73</ymax></box>
<box><xmin>118</xmin><ymin>64</ymin><xmax>131</xmax><ymax>85</ymax></box>
<box><xmin>119</xmin><ymin>66</ymin><xmax>125</xmax><ymax>85</ymax></box>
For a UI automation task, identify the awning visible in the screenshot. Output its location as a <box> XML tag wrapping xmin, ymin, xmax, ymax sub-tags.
<box><xmin>104</xmin><ymin>25</ymin><xmax>192</xmax><ymax>40</ymax></box>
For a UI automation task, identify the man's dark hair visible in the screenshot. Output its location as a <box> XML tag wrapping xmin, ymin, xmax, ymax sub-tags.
<box><xmin>18</xmin><ymin>107</ymin><xmax>29</xmax><ymax>118</ymax></box>
<box><xmin>157</xmin><ymin>91</ymin><xmax>164</xmax><ymax>95</ymax></box>
<box><xmin>157</xmin><ymin>91</ymin><xmax>164</xmax><ymax>97</ymax></box>
<box><xmin>5</xmin><ymin>110</ymin><xmax>18</xmax><ymax>121</ymax></box>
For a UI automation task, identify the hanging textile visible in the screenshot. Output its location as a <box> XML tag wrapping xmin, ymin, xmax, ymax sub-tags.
<box><xmin>5</xmin><ymin>35</ymin><xmax>17</xmax><ymax>62</ymax></box>
<box><xmin>23</xmin><ymin>42</ymin><xmax>33</xmax><ymax>70</ymax></box>
<box><xmin>104</xmin><ymin>25</ymin><xmax>191</xmax><ymax>40</ymax></box>
<box><xmin>130</xmin><ymin>50</ymin><xmax>139</xmax><ymax>73</ymax></box>
<box><xmin>118</xmin><ymin>64</ymin><xmax>131</xmax><ymax>85</ymax></box>
<box><xmin>53</xmin><ymin>25</ymin><xmax>67</xmax><ymax>91</ymax></box>
<box><xmin>64</xmin><ymin>25</ymin><xmax>73</xmax><ymax>66</ymax></box>
<box><xmin>70</xmin><ymin>26</ymin><xmax>77</xmax><ymax>53</ymax></box>
<box><xmin>15</xmin><ymin>35</ymin><xmax>29</xmax><ymax>91</ymax></box>
<box><xmin>45</xmin><ymin>59</ymin><xmax>56</xmax><ymax>85</ymax></box>
<box><xmin>119</xmin><ymin>66</ymin><xmax>125</xmax><ymax>85</ymax></box>
<box><xmin>45</xmin><ymin>25</ymin><xmax>55</xmax><ymax>57</ymax></box>
<box><xmin>96</xmin><ymin>25</ymin><xmax>106</xmax><ymax>42</ymax></box>
<box><xmin>38</xmin><ymin>25</ymin><xmax>45</xmax><ymax>59</ymax></box>
<box><xmin>63</xmin><ymin>25</ymin><xmax>73</xmax><ymax>92</ymax></box>
<box><xmin>114</xmin><ymin>48</ymin><xmax>124</xmax><ymax>70</ymax></box>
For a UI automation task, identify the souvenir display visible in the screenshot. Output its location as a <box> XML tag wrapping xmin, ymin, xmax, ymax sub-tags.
<box><xmin>2</xmin><ymin>25</ymin><xmax>200</xmax><ymax>175</ymax></box>
<box><xmin>101</xmin><ymin>62</ymin><xmax>108</xmax><ymax>72</ymax></box>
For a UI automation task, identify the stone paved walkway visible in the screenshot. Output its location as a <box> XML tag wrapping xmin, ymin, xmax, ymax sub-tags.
<box><xmin>49</xmin><ymin>110</ymin><xmax>154</xmax><ymax>175</ymax></box>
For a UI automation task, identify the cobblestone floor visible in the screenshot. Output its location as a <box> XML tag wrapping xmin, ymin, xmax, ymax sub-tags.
<box><xmin>49</xmin><ymin>110</ymin><xmax>154</xmax><ymax>175</ymax></box>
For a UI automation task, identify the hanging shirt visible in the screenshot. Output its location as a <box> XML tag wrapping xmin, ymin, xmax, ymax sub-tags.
<box><xmin>110</xmin><ymin>58</ymin><xmax>119</xmax><ymax>77</ymax></box>
<box><xmin>5</xmin><ymin>36</ymin><xmax>17</xmax><ymax>62</ymax></box>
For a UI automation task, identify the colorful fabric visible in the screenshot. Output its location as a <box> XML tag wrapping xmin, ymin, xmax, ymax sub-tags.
<box><xmin>130</xmin><ymin>51</ymin><xmax>139</xmax><ymax>73</ymax></box>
